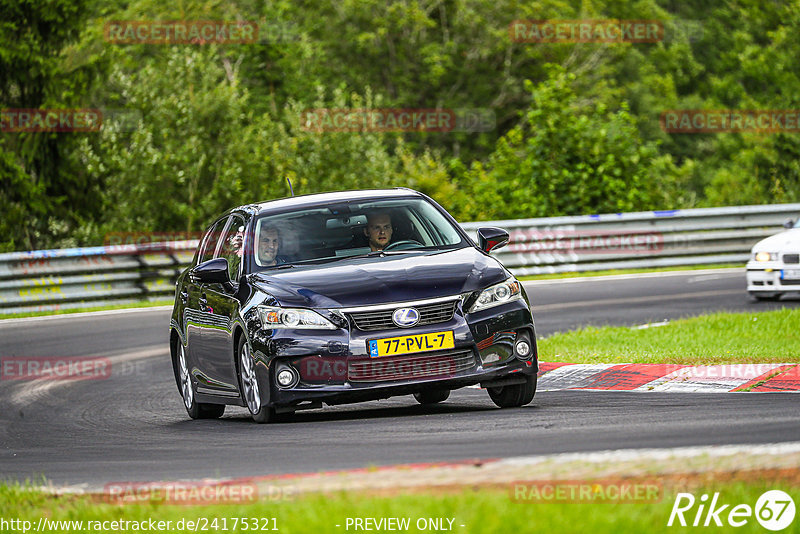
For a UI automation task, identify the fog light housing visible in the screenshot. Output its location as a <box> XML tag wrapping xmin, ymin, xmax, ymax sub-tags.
<box><xmin>515</xmin><ymin>340</ymin><xmax>531</xmax><ymax>358</ymax></box>
<box><xmin>276</xmin><ymin>366</ymin><xmax>298</xmax><ymax>388</ymax></box>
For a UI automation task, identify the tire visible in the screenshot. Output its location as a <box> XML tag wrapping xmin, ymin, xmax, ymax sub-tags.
<box><xmin>176</xmin><ymin>342</ymin><xmax>225</xmax><ymax>419</ymax></box>
<box><xmin>414</xmin><ymin>389</ymin><xmax>450</xmax><ymax>405</ymax></box>
<box><xmin>488</xmin><ymin>374</ymin><xmax>537</xmax><ymax>408</ymax></box>
<box><xmin>750</xmin><ymin>292</ymin><xmax>782</xmax><ymax>301</ymax></box>
<box><xmin>237</xmin><ymin>335</ymin><xmax>276</xmax><ymax>424</ymax></box>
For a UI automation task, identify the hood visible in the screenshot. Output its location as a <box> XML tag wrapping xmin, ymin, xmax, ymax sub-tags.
<box><xmin>751</xmin><ymin>228</ymin><xmax>800</xmax><ymax>252</ymax></box>
<box><xmin>249</xmin><ymin>247</ymin><xmax>508</xmax><ymax>308</ymax></box>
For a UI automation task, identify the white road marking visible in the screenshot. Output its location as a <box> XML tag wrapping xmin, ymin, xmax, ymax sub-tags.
<box><xmin>498</xmin><ymin>441</ymin><xmax>800</xmax><ymax>466</ymax></box>
<box><xmin>536</xmin><ymin>363</ymin><xmax>616</xmax><ymax>391</ymax></box>
<box><xmin>49</xmin><ymin>441</ymin><xmax>800</xmax><ymax>494</ymax></box>
<box><xmin>532</xmin><ymin>288</ymin><xmax>741</xmax><ymax>312</ymax></box>
<box><xmin>687</xmin><ymin>273</ymin><xmax>734</xmax><ymax>283</ymax></box>
<box><xmin>8</xmin><ymin>346</ymin><xmax>168</xmax><ymax>406</ymax></box>
<box><xmin>638</xmin><ymin>363</ymin><xmax>789</xmax><ymax>393</ymax></box>
<box><xmin>0</xmin><ymin>306</ymin><xmax>172</xmax><ymax>326</ymax></box>
<box><xmin>521</xmin><ymin>268</ymin><xmax>742</xmax><ymax>286</ymax></box>
<box><xmin>631</xmin><ymin>320</ymin><xmax>670</xmax><ymax>330</ymax></box>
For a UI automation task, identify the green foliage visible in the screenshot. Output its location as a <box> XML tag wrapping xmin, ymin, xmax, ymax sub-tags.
<box><xmin>0</xmin><ymin>0</ymin><xmax>98</xmax><ymax>251</ymax></box>
<box><xmin>455</xmin><ymin>67</ymin><xmax>678</xmax><ymax>220</ymax></box>
<box><xmin>3</xmin><ymin>0</ymin><xmax>800</xmax><ymax>250</ymax></box>
<box><xmin>78</xmin><ymin>47</ymin><xmax>269</xmax><ymax>235</ymax></box>
<box><xmin>77</xmin><ymin>54</ymin><xmax>418</xmax><ymax>238</ymax></box>
<box><xmin>0</xmin><ymin>144</ymin><xmax>42</xmax><ymax>251</ymax></box>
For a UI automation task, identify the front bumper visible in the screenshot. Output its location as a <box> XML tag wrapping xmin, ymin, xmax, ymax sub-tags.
<box><xmin>249</xmin><ymin>299</ymin><xmax>537</xmax><ymax>407</ymax></box>
<box><xmin>746</xmin><ymin>261</ymin><xmax>800</xmax><ymax>293</ymax></box>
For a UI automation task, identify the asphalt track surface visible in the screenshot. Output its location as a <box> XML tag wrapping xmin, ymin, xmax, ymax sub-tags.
<box><xmin>1</xmin><ymin>269</ymin><xmax>798</xmax><ymax>487</ymax></box>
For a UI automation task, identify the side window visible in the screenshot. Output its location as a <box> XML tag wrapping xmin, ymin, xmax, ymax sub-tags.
<box><xmin>217</xmin><ymin>215</ymin><xmax>246</xmax><ymax>281</ymax></box>
<box><xmin>197</xmin><ymin>218</ymin><xmax>229</xmax><ymax>264</ymax></box>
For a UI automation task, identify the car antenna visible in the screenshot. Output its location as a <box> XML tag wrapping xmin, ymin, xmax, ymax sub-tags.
<box><xmin>287</xmin><ymin>177</ymin><xmax>295</xmax><ymax>196</ymax></box>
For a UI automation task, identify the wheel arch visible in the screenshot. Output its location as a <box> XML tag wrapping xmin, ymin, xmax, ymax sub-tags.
<box><xmin>169</xmin><ymin>328</ymin><xmax>184</xmax><ymax>391</ymax></box>
<box><xmin>233</xmin><ymin>323</ymin><xmax>247</xmax><ymax>371</ymax></box>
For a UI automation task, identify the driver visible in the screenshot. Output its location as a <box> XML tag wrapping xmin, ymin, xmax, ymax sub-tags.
<box><xmin>364</xmin><ymin>211</ymin><xmax>393</xmax><ymax>251</ymax></box>
<box><xmin>258</xmin><ymin>225</ymin><xmax>281</xmax><ymax>266</ymax></box>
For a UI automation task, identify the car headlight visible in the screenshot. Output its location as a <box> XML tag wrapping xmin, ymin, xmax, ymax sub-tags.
<box><xmin>469</xmin><ymin>278</ymin><xmax>522</xmax><ymax>312</ymax></box>
<box><xmin>754</xmin><ymin>251</ymin><xmax>778</xmax><ymax>262</ymax></box>
<box><xmin>257</xmin><ymin>306</ymin><xmax>336</xmax><ymax>330</ymax></box>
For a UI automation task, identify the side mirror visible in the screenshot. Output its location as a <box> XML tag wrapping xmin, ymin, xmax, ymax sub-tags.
<box><xmin>477</xmin><ymin>227</ymin><xmax>509</xmax><ymax>253</ymax></box>
<box><xmin>784</xmin><ymin>218</ymin><xmax>796</xmax><ymax>229</ymax></box>
<box><xmin>192</xmin><ymin>257</ymin><xmax>230</xmax><ymax>285</ymax></box>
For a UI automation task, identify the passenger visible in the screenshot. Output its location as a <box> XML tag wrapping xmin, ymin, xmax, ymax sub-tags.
<box><xmin>228</xmin><ymin>226</ymin><xmax>245</xmax><ymax>256</ymax></box>
<box><xmin>364</xmin><ymin>211</ymin><xmax>393</xmax><ymax>251</ymax></box>
<box><xmin>226</xmin><ymin>226</ymin><xmax>246</xmax><ymax>277</ymax></box>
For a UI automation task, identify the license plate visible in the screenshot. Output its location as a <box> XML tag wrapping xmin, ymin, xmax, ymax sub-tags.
<box><xmin>368</xmin><ymin>331</ymin><xmax>455</xmax><ymax>358</ymax></box>
<box><xmin>782</xmin><ymin>269</ymin><xmax>800</xmax><ymax>280</ymax></box>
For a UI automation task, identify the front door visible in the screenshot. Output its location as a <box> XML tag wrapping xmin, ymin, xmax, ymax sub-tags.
<box><xmin>196</xmin><ymin>214</ymin><xmax>247</xmax><ymax>397</ymax></box>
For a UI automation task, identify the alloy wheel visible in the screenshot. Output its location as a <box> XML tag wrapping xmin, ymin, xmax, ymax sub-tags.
<box><xmin>178</xmin><ymin>343</ymin><xmax>193</xmax><ymax>410</ymax></box>
<box><xmin>240</xmin><ymin>342</ymin><xmax>261</xmax><ymax>413</ymax></box>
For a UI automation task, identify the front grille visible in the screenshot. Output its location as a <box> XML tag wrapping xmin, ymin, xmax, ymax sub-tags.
<box><xmin>348</xmin><ymin>349</ymin><xmax>476</xmax><ymax>382</ymax></box>
<box><xmin>783</xmin><ymin>254</ymin><xmax>799</xmax><ymax>264</ymax></box>
<box><xmin>348</xmin><ymin>299</ymin><xmax>458</xmax><ymax>331</ymax></box>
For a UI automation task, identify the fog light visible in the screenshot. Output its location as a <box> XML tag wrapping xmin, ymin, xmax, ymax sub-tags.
<box><xmin>515</xmin><ymin>340</ymin><xmax>531</xmax><ymax>358</ymax></box>
<box><xmin>276</xmin><ymin>368</ymin><xmax>297</xmax><ymax>388</ymax></box>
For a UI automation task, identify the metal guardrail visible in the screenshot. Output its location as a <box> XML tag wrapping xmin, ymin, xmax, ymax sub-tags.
<box><xmin>0</xmin><ymin>242</ymin><xmax>197</xmax><ymax>314</ymax></box>
<box><xmin>1</xmin><ymin>204</ymin><xmax>798</xmax><ymax>314</ymax></box>
<box><xmin>461</xmin><ymin>203</ymin><xmax>800</xmax><ymax>276</ymax></box>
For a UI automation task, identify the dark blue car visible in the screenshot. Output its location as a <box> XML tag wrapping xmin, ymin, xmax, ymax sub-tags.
<box><xmin>170</xmin><ymin>188</ymin><xmax>538</xmax><ymax>423</ymax></box>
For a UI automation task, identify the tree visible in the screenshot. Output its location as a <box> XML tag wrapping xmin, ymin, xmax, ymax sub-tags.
<box><xmin>455</xmin><ymin>67</ymin><xmax>680</xmax><ymax>220</ymax></box>
<box><xmin>0</xmin><ymin>0</ymin><xmax>97</xmax><ymax>251</ymax></box>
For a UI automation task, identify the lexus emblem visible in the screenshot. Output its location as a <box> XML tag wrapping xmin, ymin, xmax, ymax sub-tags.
<box><xmin>392</xmin><ymin>307</ymin><xmax>420</xmax><ymax>328</ymax></box>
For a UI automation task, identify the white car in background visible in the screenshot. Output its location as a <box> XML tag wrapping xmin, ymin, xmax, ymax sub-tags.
<box><xmin>746</xmin><ymin>217</ymin><xmax>800</xmax><ymax>300</ymax></box>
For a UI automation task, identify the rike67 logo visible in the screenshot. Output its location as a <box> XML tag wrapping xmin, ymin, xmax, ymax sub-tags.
<box><xmin>668</xmin><ymin>490</ymin><xmax>795</xmax><ymax>531</ymax></box>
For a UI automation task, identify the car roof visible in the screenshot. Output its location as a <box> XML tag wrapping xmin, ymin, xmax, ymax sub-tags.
<box><xmin>249</xmin><ymin>188</ymin><xmax>423</xmax><ymax>215</ymax></box>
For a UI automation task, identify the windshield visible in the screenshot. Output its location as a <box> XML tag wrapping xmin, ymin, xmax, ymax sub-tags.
<box><xmin>250</xmin><ymin>197</ymin><xmax>466</xmax><ymax>270</ymax></box>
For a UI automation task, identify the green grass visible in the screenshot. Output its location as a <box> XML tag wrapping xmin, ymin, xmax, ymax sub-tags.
<box><xmin>519</xmin><ymin>263</ymin><xmax>743</xmax><ymax>281</ymax></box>
<box><xmin>0</xmin><ymin>479</ymin><xmax>793</xmax><ymax>534</ymax></box>
<box><xmin>539</xmin><ymin>308</ymin><xmax>800</xmax><ymax>364</ymax></box>
<box><xmin>0</xmin><ymin>300</ymin><xmax>173</xmax><ymax>320</ymax></box>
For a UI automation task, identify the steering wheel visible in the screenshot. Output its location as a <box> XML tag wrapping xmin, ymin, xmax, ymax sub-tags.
<box><xmin>384</xmin><ymin>239</ymin><xmax>424</xmax><ymax>251</ymax></box>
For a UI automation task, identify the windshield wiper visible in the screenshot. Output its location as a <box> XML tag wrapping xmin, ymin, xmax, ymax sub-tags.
<box><xmin>262</xmin><ymin>263</ymin><xmax>295</xmax><ymax>270</ymax></box>
<box><xmin>283</xmin><ymin>250</ymin><xmax>414</xmax><ymax>266</ymax></box>
<box><xmin>347</xmin><ymin>250</ymin><xmax>413</xmax><ymax>260</ymax></box>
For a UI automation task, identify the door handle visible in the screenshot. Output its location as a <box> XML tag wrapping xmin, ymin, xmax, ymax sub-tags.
<box><xmin>179</xmin><ymin>289</ymin><xmax>188</xmax><ymax>304</ymax></box>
